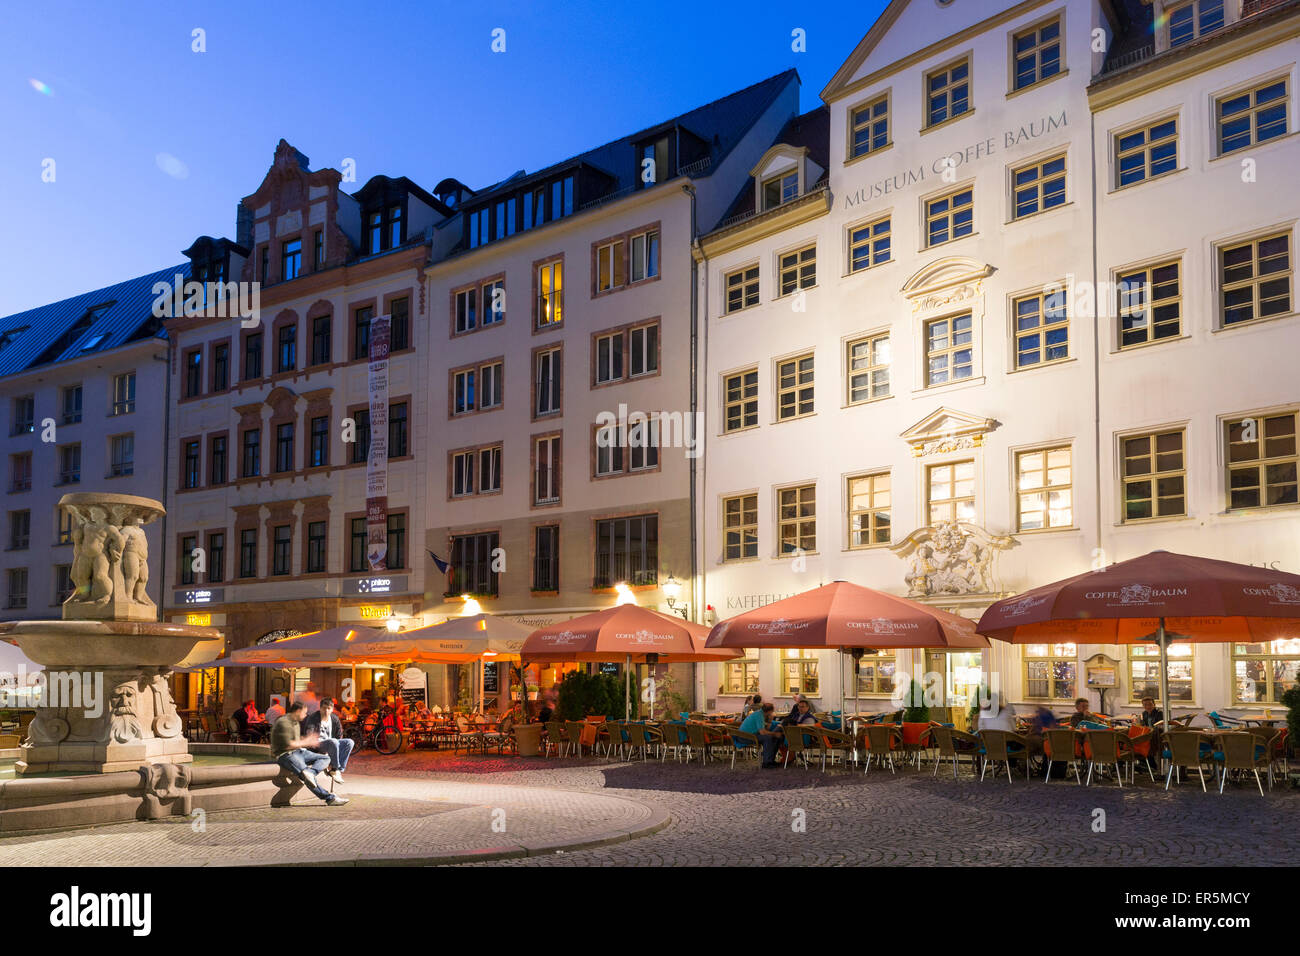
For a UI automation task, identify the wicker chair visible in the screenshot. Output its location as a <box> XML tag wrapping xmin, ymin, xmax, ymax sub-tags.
<box><xmin>863</xmin><ymin>724</ymin><xmax>903</xmax><ymax>774</ymax></box>
<box><xmin>564</xmin><ymin>720</ymin><xmax>589</xmax><ymax>757</ymax></box>
<box><xmin>660</xmin><ymin>722</ymin><xmax>688</xmax><ymax>762</ymax></box>
<box><xmin>1163</xmin><ymin>730</ymin><xmax>1216</xmax><ymax>791</ymax></box>
<box><xmin>1042</xmin><ymin>728</ymin><xmax>1084</xmax><ymax>784</ymax></box>
<box><xmin>684</xmin><ymin>722</ymin><xmax>712</xmax><ymax>764</ymax></box>
<box><xmin>783</xmin><ymin>723</ymin><xmax>824</xmax><ymax>769</ymax></box>
<box><xmin>453</xmin><ymin>714</ymin><xmax>486</xmax><ymax>755</ymax></box>
<box><xmin>1082</xmin><ymin>729</ymin><xmax>1132</xmax><ymax>787</ymax></box>
<box><xmin>1216</xmin><ymin>731</ymin><xmax>1275</xmax><ymax>795</ymax></box>
<box><xmin>931</xmin><ymin>726</ymin><xmax>982</xmax><ymax>779</ymax></box>
<box><xmin>979</xmin><ymin>729</ymin><xmax>1033</xmax><ymax>783</ymax></box>
<box><xmin>1126</xmin><ymin>728</ymin><xmax>1157</xmax><ymax>783</ymax></box>
<box><xmin>543</xmin><ymin>720</ymin><xmax>569</xmax><ymax>757</ymax></box>
<box><xmin>623</xmin><ymin>722</ymin><xmax>653</xmax><ymax>761</ymax></box>
<box><xmin>728</xmin><ymin>729</ymin><xmax>761</xmax><ymax>768</ymax></box>
<box><xmin>603</xmin><ymin>721</ymin><xmax>628</xmax><ymax>760</ymax></box>
<box><xmin>820</xmin><ymin>728</ymin><xmax>858</xmax><ymax>770</ymax></box>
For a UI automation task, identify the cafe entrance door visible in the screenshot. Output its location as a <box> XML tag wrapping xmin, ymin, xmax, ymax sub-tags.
<box><xmin>925</xmin><ymin>650</ymin><xmax>985</xmax><ymax>731</ymax></box>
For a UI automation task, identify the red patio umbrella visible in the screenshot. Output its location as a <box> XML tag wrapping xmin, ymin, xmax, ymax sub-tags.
<box><xmin>704</xmin><ymin>581</ymin><xmax>989</xmax><ymax>722</ymax></box>
<box><xmin>978</xmin><ymin>550</ymin><xmax>1300</xmax><ymax>721</ymax></box>
<box><xmin>523</xmin><ymin>605</ymin><xmax>740</xmax><ymax>718</ymax></box>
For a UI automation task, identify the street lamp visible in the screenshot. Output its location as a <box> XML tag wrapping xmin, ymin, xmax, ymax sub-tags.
<box><xmin>386</xmin><ymin>615</ymin><xmax>401</xmax><ymax>633</ymax></box>
<box><xmin>662</xmin><ymin>574</ymin><xmax>688</xmax><ymax>619</ymax></box>
<box><xmin>461</xmin><ymin>594</ymin><xmax>484</xmax><ymax>616</ymax></box>
<box><xmin>613</xmin><ymin>582</ymin><xmax>638</xmax><ymax>606</ymax></box>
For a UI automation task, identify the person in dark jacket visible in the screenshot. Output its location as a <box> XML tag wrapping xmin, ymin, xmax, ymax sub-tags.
<box><xmin>302</xmin><ymin>697</ymin><xmax>352</xmax><ymax>784</ymax></box>
<box><xmin>536</xmin><ymin>701</ymin><xmax>554</xmax><ymax>724</ymax></box>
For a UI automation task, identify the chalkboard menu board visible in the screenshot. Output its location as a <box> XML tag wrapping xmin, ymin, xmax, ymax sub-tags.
<box><xmin>483</xmin><ymin>663</ymin><xmax>499</xmax><ymax>694</ymax></box>
<box><xmin>398</xmin><ymin>666</ymin><xmax>427</xmax><ymax>707</ymax></box>
<box><xmin>599</xmin><ymin>662</ymin><xmax>619</xmax><ymax>677</ymax></box>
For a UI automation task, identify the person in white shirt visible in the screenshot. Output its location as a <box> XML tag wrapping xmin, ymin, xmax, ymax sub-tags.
<box><xmin>977</xmin><ymin>694</ymin><xmax>1018</xmax><ymax>732</ymax></box>
<box><xmin>264</xmin><ymin>698</ymin><xmax>286</xmax><ymax>726</ymax></box>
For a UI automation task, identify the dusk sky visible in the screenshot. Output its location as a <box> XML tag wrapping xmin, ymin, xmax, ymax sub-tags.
<box><xmin>0</xmin><ymin>0</ymin><xmax>887</xmax><ymax>317</ymax></box>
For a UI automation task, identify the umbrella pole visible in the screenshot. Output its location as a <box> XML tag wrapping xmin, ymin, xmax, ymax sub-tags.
<box><xmin>1158</xmin><ymin>617</ymin><xmax>1171</xmax><ymax>731</ymax></box>
<box><xmin>478</xmin><ymin>658</ymin><xmax>484</xmax><ymax>715</ymax></box>
<box><xmin>625</xmin><ymin>654</ymin><xmax>631</xmax><ymax>721</ymax></box>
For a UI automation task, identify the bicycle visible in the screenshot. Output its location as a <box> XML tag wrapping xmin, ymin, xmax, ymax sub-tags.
<box><xmin>347</xmin><ymin>706</ymin><xmax>405</xmax><ymax>755</ymax></box>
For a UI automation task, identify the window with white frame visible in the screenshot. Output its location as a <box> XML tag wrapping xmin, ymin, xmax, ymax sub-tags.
<box><xmin>1220</xmin><ymin>232</ymin><xmax>1291</xmax><ymax>327</ymax></box>
<box><xmin>453</xmin><ymin>368</ymin><xmax>476</xmax><ymax>415</ymax></box>
<box><xmin>847</xmin><ymin>472</ymin><xmax>890</xmax><ymax>548</ymax></box>
<box><xmin>850</xmin><ymin>95</ymin><xmax>889</xmax><ymax>158</ymax></box>
<box><xmin>1115</xmin><ymin>117</ymin><xmax>1178</xmax><ymax>187</ymax></box>
<box><xmin>451</xmin><ymin>451</ymin><xmax>475</xmax><ymax>497</ymax></box>
<box><xmin>1216</xmin><ymin>78</ymin><xmax>1289</xmax><ymax>156</ymax></box>
<box><xmin>847</xmin><ymin>333</ymin><xmax>890</xmax><ymax>404</ymax></box>
<box><xmin>1013</xmin><ymin>289</ymin><xmax>1069</xmax><ymax>367</ymax></box>
<box><xmin>479</xmin><ymin>361</ymin><xmax>503</xmax><ymax>410</ymax></box>
<box><xmin>1225</xmin><ymin>411</ymin><xmax>1297</xmax><ymax>510</ymax></box>
<box><xmin>723</xmin><ymin>368</ymin><xmax>758</xmax><ymax>433</ymax></box>
<box><xmin>109</xmin><ymin>434</ymin><xmax>135</xmax><ymax>477</ymax></box>
<box><xmin>776</xmin><ymin>354</ymin><xmax>814</xmax><ymax>420</ymax></box>
<box><xmin>537</xmin><ymin>259</ymin><xmax>563</xmax><ymax>328</ymax></box>
<box><xmin>535</xmin><ymin>347</ymin><xmax>561</xmax><ymax>416</ymax></box>
<box><xmin>534</xmin><ymin>435</ymin><xmax>560</xmax><ymax>505</ymax></box>
<box><xmin>596</xmin><ymin>240</ymin><xmax>624</xmax><ymax>293</ymax></box>
<box><xmin>482</xmin><ymin>279</ymin><xmax>505</xmax><ymax>325</ymax></box>
<box><xmin>112</xmin><ymin>372</ymin><xmax>136</xmax><ymax>415</ymax></box>
<box><xmin>1121</xmin><ymin>428</ymin><xmax>1186</xmax><ymax>521</ymax></box>
<box><xmin>1118</xmin><ymin>260</ymin><xmax>1182</xmax><ymax>347</ymax></box>
<box><xmin>926</xmin><ymin>459</ymin><xmax>975</xmax><ymax>524</ymax></box>
<box><xmin>595</xmin><ymin>332</ymin><xmax>623</xmax><ymax>385</ymax></box>
<box><xmin>455</xmin><ymin>287</ymin><xmax>477</xmax><ymax>333</ymax></box>
<box><xmin>848</xmin><ymin>216</ymin><xmax>891</xmax><ymax>273</ymax></box>
<box><xmin>629</xmin><ymin>324</ymin><xmax>657</xmax><ymax>377</ymax></box>
<box><xmin>630</xmin><ymin>229</ymin><xmax>659</xmax><ymax>282</ymax></box>
<box><xmin>1016</xmin><ymin>446</ymin><xmax>1072</xmax><ymax>530</ymax></box>
<box><xmin>762</xmin><ymin>171</ymin><xmax>799</xmax><ymax>210</ymax></box>
<box><xmin>924</xmin><ymin>314</ymin><xmax>973</xmax><ymax>385</ymax></box>
<box><xmin>479</xmin><ymin>445</ymin><xmax>502</xmax><ymax>494</ymax></box>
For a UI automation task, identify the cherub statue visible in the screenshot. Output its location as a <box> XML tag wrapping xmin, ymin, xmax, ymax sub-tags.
<box><xmin>120</xmin><ymin>519</ymin><xmax>150</xmax><ymax>604</ymax></box>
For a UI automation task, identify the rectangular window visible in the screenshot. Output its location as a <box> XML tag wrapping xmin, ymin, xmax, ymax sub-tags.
<box><xmin>353</xmin><ymin>306</ymin><xmax>373</xmax><ymax>360</ymax></box>
<box><xmin>112</xmin><ymin>373</ymin><xmax>136</xmax><ymax>415</ymax></box>
<box><xmin>722</xmin><ymin>493</ymin><xmax>758</xmax><ymax>561</ymax></box>
<box><xmin>721</xmin><ymin>658</ymin><xmax>760</xmax><ymax>695</ymax></box>
<box><xmin>349</xmin><ymin>518</ymin><xmax>367</xmax><ymax>573</ymax></box>
<box><xmin>313</xmin><ymin>229</ymin><xmax>324</xmax><ymax>269</ymax></box>
<box><xmin>1012</xmin><ymin>18</ymin><xmax>1061</xmax><ymax>90</ymax></box>
<box><xmin>455</xmin><ymin>289</ymin><xmax>477</xmax><ymax>334</ymax></box>
<box><xmin>1016</xmin><ymin>447</ymin><xmax>1072</xmax><ymax>530</ymax></box>
<box><xmin>1232</xmin><ymin>639</ymin><xmax>1300</xmax><ymax>704</ymax></box>
<box><xmin>630</xmin><ymin>230</ymin><xmax>659</xmax><ymax>282</ymax></box>
<box><xmin>776</xmin><ymin>354</ymin><xmax>814</xmax><ymax>420</ymax></box>
<box><xmin>1014</xmin><ymin>290</ymin><xmax>1069</xmax><ymax>366</ymax></box>
<box><xmin>857</xmin><ymin>651</ymin><xmax>897</xmax><ymax>695</ymax></box>
<box><xmin>479</xmin><ymin>282</ymin><xmax>503</xmax><ymax>327</ymax></box>
<box><xmin>1220</xmin><ymin>233</ymin><xmax>1291</xmax><ymax>327</ymax></box>
<box><xmin>184</xmin><ymin>350</ymin><xmax>202</xmax><ymax>398</ymax></box>
<box><xmin>350</xmin><ymin>411</ymin><xmax>370</xmax><ymax>464</ymax></box>
<box><xmin>778</xmin><ymin>485</ymin><xmax>816</xmax><ymax>554</ymax></box>
<box><xmin>451</xmin><ymin>451</ymin><xmax>475</xmax><ymax>497</ymax></box>
<box><xmin>1012</xmin><ymin>155</ymin><xmax>1066</xmax><ymax>219</ymax></box>
<box><xmin>54</xmin><ymin>564</ymin><xmax>73</xmax><ymax>603</ymax></box>
<box><xmin>306</xmin><ymin>521</ymin><xmax>327</xmax><ymax>574</ymax></box>
<box><xmin>10</xmin><ymin>453</ymin><xmax>32</xmax><ymax>493</ymax></box>
<box><xmin>1217</xmin><ymin>78</ymin><xmax>1289</xmax><ymax>155</ymax></box>
<box><xmin>926</xmin><ymin>188</ymin><xmax>974</xmax><ymax>246</ymax></box>
<box><xmin>182</xmin><ymin>440</ymin><xmax>200</xmax><ymax>489</ymax></box>
<box><xmin>535</xmin><ymin>347</ymin><xmax>561</xmax><ymax>416</ymax></box>
<box><xmin>61</xmin><ymin>385</ymin><xmax>82</xmax><ymax>425</ymax></box>
<box><xmin>11</xmin><ymin>395</ymin><xmax>34</xmax><ymax>435</ymax></box>
<box><xmin>537</xmin><ymin>260</ymin><xmax>563</xmax><ymax>328</ymax></box>
<box><xmin>595</xmin><ymin>333</ymin><xmax>624</xmax><ymax>385</ymax></box>
<box><xmin>850</xmin><ymin>95</ymin><xmax>889</xmax><ymax>158</ymax></box>
<box><xmin>272</xmin><ymin>525</ymin><xmax>292</xmax><ymax>575</ymax></box>
<box><xmin>778</xmin><ymin>245</ymin><xmax>816</xmax><ymax>296</ymax></box>
<box><xmin>388</xmin><ymin>403</ymin><xmax>409</xmax><ymax>457</ymax></box>
<box><xmin>450</xmin><ymin>531</ymin><xmax>499</xmax><ymax>595</ymax></box>
<box><xmin>1169</xmin><ymin>0</ymin><xmax>1224</xmax><ymax>47</ymax></box>
<box><xmin>533</xmin><ymin>525</ymin><xmax>559</xmax><ymax>590</ymax></box>
<box><xmin>275</xmin><ymin>423</ymin><xmax>294</xmax><ymax>473</ymax></box>
<box><xmin>848</xmin><ymin>473</ymin><xmax>891</xmax><ymax>547</ymax></box>
<box><xmin>110</xmin><ymin>434</ymin><xmax>134</xmax><ymax>477</ymax></box>
<box><xmin>535</xmin><ymin>435</ymin><xmax>560</xmax><ymax>504</ymax></box>
<box><xmin>847</xmin><ymin>333</ymin><xmax>891</xmax><ymax>404</ymax></box>
<box><xmin>311</xmin><ymin>315</ymin><xmax>332</xmax><ymax>365</ymax></box>
<box><xmin>927</xmin><ymin>459</ymin><xmax>975</xmax><ymax>524</ymax></box>
<box><xmin>282</xmin><ymin>238</ymin><xmax>301</xmax><ymax>281</ymax></box>
<box><xmin>453</xmin><ymin>368</ymin><xmax>476</xmax><ymax>415</ymax></box>
<box><xmin>386</xmin><ymin>513</ymin><xmax>407</xmax><ymax>570</ymax></box>
<box><xmin>1226</xmin><ymin>412</ymin><xmax>1297</xmax><ymax>510</ymax></box>
<box><xmin>7</xmin><ymin>568</ymin><xmax>27</xmax><ymax>609</ymax></box>
<box><xmin>629</xmin><ymin>418</ymin><xmax>659</xmax><ymax>473</ymax></box>
<box><xmin>723</xmin><ymin>369</ymin><xmax>758</xmax><ymax>433</ymax></box>
<box><xmin>629</xmin><ymin>324</ymin><xmax>658</xmax><ymax>377</ymax></box>
<box><xmin>390</xmin><ymin>296</ymin><xmax>410</xmax><ymax>350</ymax></box>
<box><xmin>57</xmin><ymin>509</ymin><xmax>72</xmax><ymax>545</ymax></box>
<box><xmin>368</xmin><ymin>211</ymin><xmax>383</xmax><ymax>254</ymax></box>
<box><xmin>276</xmin><ymin>324</ymin><xmax>296</xmax><ymax>373</ymax></box>
<box><xmin>926</xmin><ymin>58</ymin><xmax>970</xmax><ymax>127</ymax></box>
<box><xmin>725</xmin><ymin>266</ymin><xmax>760</xmax><ymax>313</ymax></box>
<box><xmin>390</xmin><ymin>205</ymin><xmax>403</xmax><ymax>246</ymax></box>
<box><xmin>9</xmin><ymin>510</ymin><xmax>30</xmax><ymax>550</ymax></box>
<box><xmin>1118</xmin><ymin>261</ymin><xmax>1182</xmax><ymax>347</ymax></box>
<box><xmin>59</xmin><ymin>444</ymin><xmax>81</xmax><ymax>485</ymax></box>
<box><xmin>762</xmin><ymin>172</ymin><xmax>799</xmax><ymax>211</ymax></box>
<box><xmin>209</xmin><ymin>435</ymin><xmax>227</xmax><ymax>484</ymax></box>
<box><xmin>181</xmin><ymin>534</ymin><xmax>198</xmax><ymax>585</ymax></box>
<box><xmin>594</xmin><ymin>425</ymin><xmax>624</xmax><ymax>478</ymax></box>
<box><xmin>479</xmin><ymin>363</ymin><xmax>503</xmax><ymax>410</ymax></box>
<box><xmin>848</xmin><ymin>216</ymin><xmax>891</xmax><ymax>273</ymax></box>
<box><xmin>1023</xmin><ymin>643</ymin><xmax>1077</xmax><ymax>700</ymax></box>
<box><xmin>239</xmin><ymin>528</ymin><xmax>257</xmax><ymax>578</ymax></box>
<box><xmin>310</xmin><ymin>416</ymin><xmax>329</xmax><ymax>467</ymax></box>
<box><xmin>1116</xmin><ymin>117</ymin><xmax>1179</xmax><ymax>187</ymax></box>
<box><xmin>260</xmin><ymin>246</ymin><xmax>269</xmax><ymax>283</ymax></box>
<box><xmin>596</xmin><ymin>240</ymin><xmax>625</xmax><ymax>293</ymax></box>
<box><xmin>243</xmin><ymin>332</ymin><xmax>263</xmax><ymax>380</ymax></box>
<box><xmin>208</xmin><ymin>532</ymin><xmax>225</xmax><ymax>583</ymax></box>
<box><xmin>212</xmin><ymin>343</ymin><xmax>230</xmax><ymax>390</ymax></box>
<box><xmin>781</xmin><ymin>649</ymin><xmax>819</xmax><ymax>696</ymax></box>
<box><xmin>479</xmin><ymin>445</ymin><xmax>502</xmax><ymax>493</ymax></box>
<box><xmin>1128</xmin><ymin>643</ymin><xmax>1194</xmax><ymax>703</ymax></box>
<box><xmin>241</xmin><ymin>428</ymin><xmax>260</xmax><ymax>478</ymax></box>
<box><xmin>593</xmin><ymin>514</ymin><xmax>657</xmax><ymax>588</ymax></box>
<box><xmin>1122</xmin><ymin>429</ymin><xmax>1186</xmax><ymax>521</ymax></box>
<box><xmin>925</xmin><ymin>314</ymin><xmax>974</xmax><ymax>385</ymax></box>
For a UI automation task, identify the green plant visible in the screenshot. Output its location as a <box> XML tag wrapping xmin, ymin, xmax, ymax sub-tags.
<box><xmin>556</xmin><ymin>671</ymin><xmax>638</xmax><ymax>721</ymax></box>
<box><xmin>901</xmin><ymin>678</ymin><xmax>930</xmax><ymax>723</ymax></box>
<box><xmin>1282</xmin><ymin>685</ymin><xmax>1300</xmax><ymax>756</ymax></box>
<box><xmin>649</xmin><ymin>670</ymin><xmax>690</xmax><ymax>721</ymax></box>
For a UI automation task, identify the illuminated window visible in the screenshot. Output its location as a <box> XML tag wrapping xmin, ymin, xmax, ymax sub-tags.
<box><xmin>1023</xmin><ymin>643</ymin><xmax>1077</xmax><ymax>700</ymax></box>
<box><xmin>857</xmin><ymin>651</ymin><xmax>896</xmax><ymax>695</ymax></box>
<box><xmin>722</xmin><ymin>493</ymin><xmax>758</xmax><ymax>561</ymax></box>
<box><xmin>1225</xmin><ymin>412</ymin><xmax>1298</xmax><ymax>510</ymax></box>
<box><xmin>926</xmin><ymin>459</ymin><xmax>975</xmax><ymax>524</ymax></box>
<box><xmin>781</xmin><ymin>649</ymin><xmax>819</xmax><ymax>696</ymax></box>
<box><xmin>537</xmin><ymin>260</ymin><xmax>563</xmax><ymax>328</ymax></box>
<box><xmin>1128</xmin><ymin>643</ymin><xmax>1194</xmax><ymax>703</ymax></box>
<box><xmin>1232</xmin><ymin>639</ymin><xmax>1300</xmax><ymax>704</ymax></box>
<box><xmin>777</xmin><ymin>484</ymin><xmax>816</xmax><ymax>554</ymax></box>
<box><xmin>1016</xmin><ymin>447</ymin><xmax>1071</xmax><ymax>530</ymax></box>
<box><xmin>721</xmin><ymin>657</ymin><xmax>760</xmax><ymax>695</ymax></box>
<box><xmin>847</xmin><ymin>472</ymin><xmax>891</xmax><ymax>547</ymax></box>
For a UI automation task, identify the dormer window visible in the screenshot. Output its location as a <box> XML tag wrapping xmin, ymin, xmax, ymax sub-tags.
<box><xmin>762</xmin><ymin>171</ymin><xmax>800</xmax><ymax>210</ymax></box>
<box><xmin>638</xmin><ymin>135</ymin><xmax>670</xmax><ymax>187</ymax></box>
<box><xmin>1168</xmin><ymin>0</ymin><xmax>1224</xmax><ymax>47</ymax></box>
<box><xmin>365</xmin><ymin>205</ymin><xmax>403</xmax><ymax>255</ymax></box>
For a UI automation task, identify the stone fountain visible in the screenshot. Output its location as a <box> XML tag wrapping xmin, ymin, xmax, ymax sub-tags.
<box><xmin>0</xmin><ymin>493</ymin><xmax>220</xmax><ymax>774</ymax></box>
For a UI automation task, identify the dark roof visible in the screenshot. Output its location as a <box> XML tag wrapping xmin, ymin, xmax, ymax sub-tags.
<box><xmin>466</xmin><ymin>68</ymin><xmax>800</xmax><ymax>206</ymax></box>
<box><xmin>716</xmin><ymin>105</ymin><xmax>831</xmax><ymax>226</ymax></box>
<box><xmin>352</xmin><ymin>175</ymin><xmax>452</xmax><ymax>218</ymax></box>
<box><xmin>0</xmin><ymin>263</ymin><xmax>186</xmax><ymax>377</ymax></box>
<box><xmin>1097</xmin><ymin>0</ymin><xmax>1153</xmax><ymax>76</ymax></box>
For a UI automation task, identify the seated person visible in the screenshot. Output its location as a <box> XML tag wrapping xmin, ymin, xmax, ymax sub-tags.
<box><xmin>231</xmin><ymin>705</ymin><xmax>251</xmax><ymax>739</ymax></box>
<box><xmin>264</xmin><ymin>698</ymin><xmax>286</xmax><ymax>726</ymax></box>
<box><xmin>746</xmin><ymin>704</ymin><xmax>785</xmax><ymax>769</ymax></box>
<box><xmin>1028</xmin><ymin>705</ymin><xmax>1059</xmax><ymax>735</ymax></box>
<box><xmin>271</xmin><ymin>702</ymin><xmax>346</xmax><ymax>806</ymax></box>
<box><xmin>1067</xmin><ymin>698</ymin><xmax>1102</xmax><ymax>728</ymax></box>
<box><xmin>977</xmin><ymin>695</ymin><xmax>1018</xmax><ymax>732</ymax></box>
<box><xmin>302</xmin><ymin>697</ymin><xmax>353</xmax><ymax>784</ymax></box>
<box><xmin>1138</xmin><ymin>696</ymin><xmax>1165</xmax><ymax>728</ymax></box>
<box><xmin>338</xmin><ymin>699</ymin><xmax>358</xmax><ymax>722</ymax></box>
<box><xmin>536</xmin><ymin>700</ymin><xmax>554</xmax><ymax>724</ymax></box>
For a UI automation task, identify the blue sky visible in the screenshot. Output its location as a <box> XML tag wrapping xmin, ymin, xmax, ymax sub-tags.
<box><xmin>0</xmin><ymin>0</ymin><xmax>888</xmax><ymax>317</ymax></box>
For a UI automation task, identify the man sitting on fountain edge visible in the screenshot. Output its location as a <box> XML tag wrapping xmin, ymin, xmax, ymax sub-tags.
<box><xmin>270</xmin><ymin>701</ymin><xmax>348</xmax><ymax>806</ymax></box>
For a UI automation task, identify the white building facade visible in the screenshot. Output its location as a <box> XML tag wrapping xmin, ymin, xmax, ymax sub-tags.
<box><xmin>696</xmin><ymin>0</ymin><xmax>1300</xmax><ymax>725</ymax></box>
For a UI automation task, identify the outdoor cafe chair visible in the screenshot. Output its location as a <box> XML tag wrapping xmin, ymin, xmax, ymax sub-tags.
<box><xmin>979</xmin><ymin>729</ymin><xmax>1033</xmax><ymax>783</ymax></box>
<box><xmin>453</xmin><ymin>715</ymin><xmax>486</xmax><ymax>755</ymax></box>
<box><xmin>1124</xmin><ymin>727</ymin><xmax>1157</xmax><ymax>783</ymax></box>
<box><xmin>564</xmin><ymin>720</ymin><xmax>590</xmax><ymax>757</ymax></box>
<box><xmin>1163</xmin><ymin>730</ymin><xmax>1217</xmax><ymax>791</ymax></box>
<box><xmin>930</xmin><ymin>726</ymin><xmax>982</xmax><ymax>779</ymax></box>
<box><xmin>1082</xmin><ymin>729</ymin><xmax>1135</xmax><ymax>788</ymax></box>
<box><xmin>481</xmin><ymin>714</ymin><xmax>516</xmax><ymax>754</ymax></box>
<box><xmin>660</xmin><ymin>722</ymin><xmax>688</xmax><ymax>762</ymax></box>
<box><xmin>819</xmin><ymin>727</ymin><xmax>857</xmax><ymax>770</ymax></box>
<box><xmin>862</xmin><ymin>723</ymin><xmax>902</xmax><ymax>774</ymax></box>
<box><xmin>1208</xmin><ymin>711</ymin><xmax>1246</xmax><ymax>730</ymax></box>
<box><xmin>603</xmin><ymin>721</ymin><xmax>631</xmax><ymax>760</ymax></box>
<box><xmin>622</xmin><ymin>722</ymin><xmax>654</xmax><ymax>761</ymax></box>
<box><xmin>543</xmin><ymin>721</ymin><xmax>569</xmax><ymax>757</ymax></box>
<box><xmin>728</xmin><ymin>728</ymin><xmax>761</xmax><ymax>768</ymax></box>
<box><xmin>782</xmin><ymin>724</ymin><xmax>825</xmax><ymax>770</ymax></box>
<box><xmin>1042</xmin><ymin>728</ymin><xmax>1084</xmax><ymax>784</ymax></box>
<box><xmin>684</xmin><ymin>722</ymin><xmax>715</xmax><ymax>764</ymax></box>
<box><xmin>641</xmin><ymin>722</ymin><xmax>665</xmax><ymax>759</ymax></box>
<box><xmin>1215</xmin><ymin>731</ymin><xmax>1275</xmax><ymax>795</ymax></box>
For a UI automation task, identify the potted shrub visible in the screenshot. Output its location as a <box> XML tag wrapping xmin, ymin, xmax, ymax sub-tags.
<box><xmin>901</xmin><ymin>678</ymin><xmax>930</xmax><ymax>724</ymax></box>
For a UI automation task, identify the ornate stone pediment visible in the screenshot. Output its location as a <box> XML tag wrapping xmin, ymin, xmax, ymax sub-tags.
<box><xmin>890</xmin><ymin>521</ymin><xmax>1017</xmax><ymax>599</ymax></box>
<box><xmin>900</xmin><ymin>407</ymin><xmax>997</xmax><ymax>457</ymax></box>
<box><xmin>900</xmin><ymin>256</ymin><xmax>994</xmax><ymax>316</ymax></box>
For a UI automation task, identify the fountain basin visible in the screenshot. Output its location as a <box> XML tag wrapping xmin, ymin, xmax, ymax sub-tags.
<box><xmin>0</xmin><ymin>620</ymin><xmax>220</xmax><ymax>668</ymax></box>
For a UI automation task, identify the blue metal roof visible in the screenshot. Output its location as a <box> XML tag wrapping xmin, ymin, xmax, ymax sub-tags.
<box><xmin>0</xmin><ymin>263</ymin><xmax>188</xmax><ymax>377</ymax></box>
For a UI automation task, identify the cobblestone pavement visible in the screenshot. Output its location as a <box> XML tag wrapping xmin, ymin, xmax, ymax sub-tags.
<box><xmin>1</xmin><ymin>748</ymin><xmax>1295</xmax><ymax>866</ymax></box>
<box><xmin>350</xmin><ymin>749</ymin><xmax>1299</xmax><ymax>867</ymax></box>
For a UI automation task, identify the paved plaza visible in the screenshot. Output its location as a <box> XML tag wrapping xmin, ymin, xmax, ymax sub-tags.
<box><xmin>1</xmin><ymin>749</ymin><xmax>1295</xmax><ymax>866</ymax></box>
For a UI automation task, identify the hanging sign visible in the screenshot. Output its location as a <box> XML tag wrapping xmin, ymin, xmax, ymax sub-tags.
<box><xmin>366</xmin><ymin>313</ymin><xmax>391</xmax><ymax>571</ymax></box>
